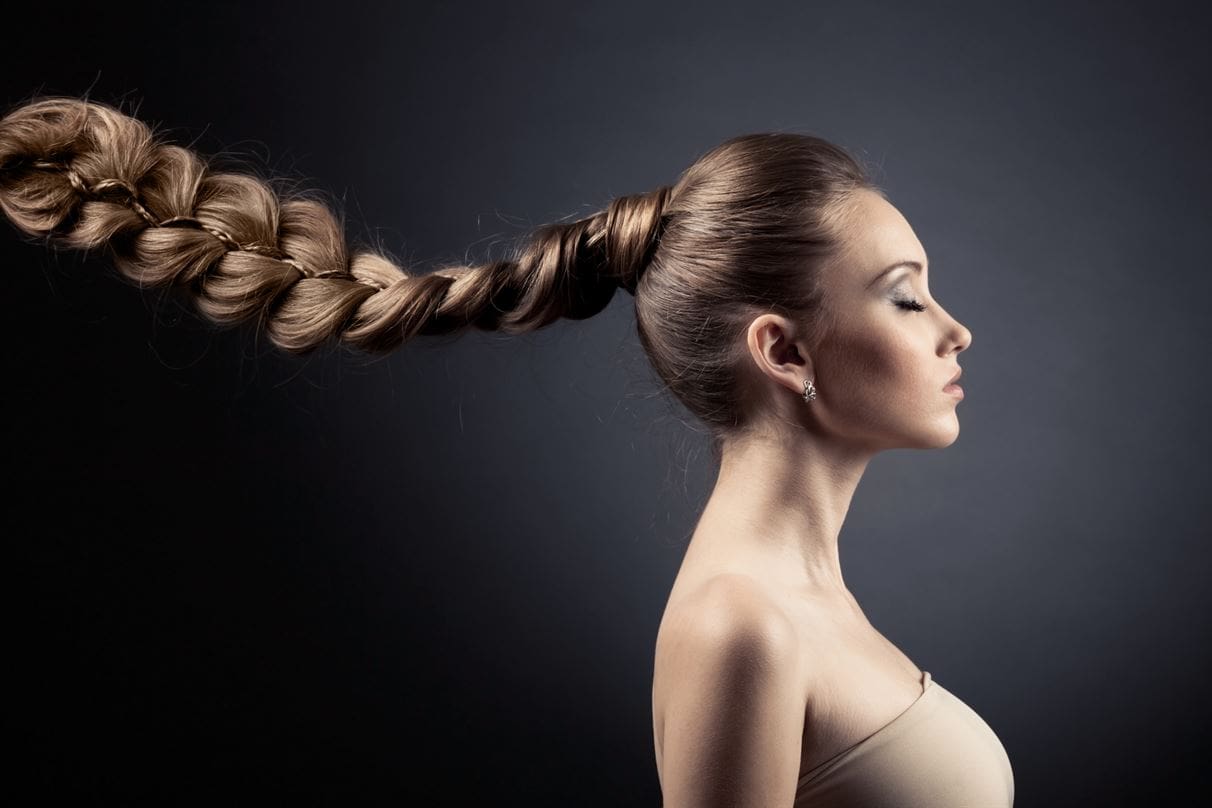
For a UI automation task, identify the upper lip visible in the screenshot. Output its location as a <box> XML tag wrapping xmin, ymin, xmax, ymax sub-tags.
<box><xmin>946</xmin><ymin>368</ymin><xmax>963</xmax><ymax>387</ymax></box>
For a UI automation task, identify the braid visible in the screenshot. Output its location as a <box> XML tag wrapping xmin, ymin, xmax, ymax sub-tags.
<box><xmin>589</xmin><ymin>183</ymin><xmax>671</xmax><ymax>295</ymax></box>
<box><xmin>0</xmin><ymin>96</ymin><xmax>648</xmax><ymax>356</ymax></box>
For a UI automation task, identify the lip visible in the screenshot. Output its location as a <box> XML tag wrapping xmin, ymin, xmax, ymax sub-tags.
<box><xmin>944</xmin><ymin>383</ymin><xmax>964</xmax><ymax>399</ymax></box>
<box><xmin>944</xmin><ymin>368</ymin><xmax>962</xmax><ymax>389</ymax></box>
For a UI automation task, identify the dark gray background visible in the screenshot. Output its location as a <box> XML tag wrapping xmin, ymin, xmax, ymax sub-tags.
<box><xmin>2</xmin><ymin>0</ymin><xmax>1208</xmax><ymax>804</ymax></box>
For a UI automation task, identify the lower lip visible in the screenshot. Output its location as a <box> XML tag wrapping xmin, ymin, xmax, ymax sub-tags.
<box><xmin>944</xmin><ymin>383</ymin><xmax>964</xmax><ymax>398</ymax></box>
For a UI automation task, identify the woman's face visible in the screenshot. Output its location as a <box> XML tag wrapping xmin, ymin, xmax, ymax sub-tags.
<box><xmin>808</xmin><ymin>189</ymin><xmax>973</xmax><ymax>451</ymax></box>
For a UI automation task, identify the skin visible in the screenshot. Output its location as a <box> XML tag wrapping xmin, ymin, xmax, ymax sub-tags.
<box><xmin>652</xmin><ymin>188</ymin><xmax>973</xmax><ymax>806</ymax></box>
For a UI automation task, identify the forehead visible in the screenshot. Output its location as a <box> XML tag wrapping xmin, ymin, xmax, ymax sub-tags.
<box><xmin>830</xmin><ymin>189</ymin><xmax>927</xmax><ymax>277</ymax></box>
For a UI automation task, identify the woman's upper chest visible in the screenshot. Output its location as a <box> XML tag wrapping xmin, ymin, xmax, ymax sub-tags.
<box><xmin>789</xmin><ymin>598</ymin><xmax>926</xmax><ymax>778</ymax></box>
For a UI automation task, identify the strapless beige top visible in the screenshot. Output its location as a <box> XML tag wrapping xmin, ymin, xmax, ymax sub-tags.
<box><xmin>794</xmin><ymin>670</ymin><xmax>1014</xmax><ymax>807</ymax></box>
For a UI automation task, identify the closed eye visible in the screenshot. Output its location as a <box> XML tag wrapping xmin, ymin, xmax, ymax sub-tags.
<box><xmin>894</xmin><ymin>297</ymin><xmax>928</xmax><ymax>312</ymax></box>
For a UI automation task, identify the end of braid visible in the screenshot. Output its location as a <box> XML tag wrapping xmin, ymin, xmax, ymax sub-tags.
<box><xmin>0</xmin><ymin>96</ymin><xmax>435</xmax><ymax>355</ymax></box>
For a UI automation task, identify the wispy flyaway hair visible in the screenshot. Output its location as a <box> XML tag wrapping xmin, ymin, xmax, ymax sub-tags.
<box><xmin>0</xmin><ymin>94</ymin><xmax>881</xmax><ymax>461</ymax></box>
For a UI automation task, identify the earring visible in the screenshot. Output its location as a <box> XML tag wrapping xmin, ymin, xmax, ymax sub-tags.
<box><xmin>803</xmin><ymin>378</ymin><xmax>817</xmax><ymax>403</ymax></box>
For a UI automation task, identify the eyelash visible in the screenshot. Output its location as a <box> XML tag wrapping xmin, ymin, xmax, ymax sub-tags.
<box><xmin>894</xmin><ymin>297</ymin><xmax>928</xmax><ymax>313</ymax></box>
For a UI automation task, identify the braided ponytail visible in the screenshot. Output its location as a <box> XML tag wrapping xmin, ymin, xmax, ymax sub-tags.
<box><xmin>0</xmin><ymin>95</ymin><xmax>655</xmax><ymax>355</ymax></box>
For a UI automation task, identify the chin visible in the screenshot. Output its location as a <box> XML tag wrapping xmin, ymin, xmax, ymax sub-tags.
<box><xmin>931</xmin><ymin>421</ymin><xmax>962</xmax><ymax>448</ymax></box>
<box><xmin>936</xmin><ymin>430</ymin><xmax>961</xmax><ymax>448</ymax></box>
<box><xmin>907</xmin><ymin>419</ymin><xmax>961</xmax><ymax>450</ymax></box>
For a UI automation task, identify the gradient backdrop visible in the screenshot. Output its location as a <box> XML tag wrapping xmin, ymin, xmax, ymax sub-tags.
<box><xmin>2</xmin><ymin>0</ymin><xmax>1209</xmax><ymax>805</ymax></box>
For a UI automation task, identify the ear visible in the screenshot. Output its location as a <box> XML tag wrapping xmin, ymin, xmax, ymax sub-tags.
<box><xmin>744</xmin><ymin>313</ymin><xmax>814</xmax><ymax>400</ymax></box>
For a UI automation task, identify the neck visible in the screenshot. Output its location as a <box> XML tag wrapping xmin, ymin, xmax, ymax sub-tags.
<box><xmin>684</xmin><ymin>429</ymin><xmax>875</xmax><ymax>602</ymax></box>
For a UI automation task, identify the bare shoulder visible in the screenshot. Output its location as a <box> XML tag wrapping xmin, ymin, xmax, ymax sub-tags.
<box><xmin>652</xmin><ymin>573</ymin><xmax>808</xmax><ymax>805</ymax></box>
<box><xmin>658</xmin><ymin>572</ymin><xmax>800</xmax><ymax>658</ymax></box>
<box><xmin>654</xmin><ymin>572</ymin><xmax>803</xmax><ymax>713</ymax></box>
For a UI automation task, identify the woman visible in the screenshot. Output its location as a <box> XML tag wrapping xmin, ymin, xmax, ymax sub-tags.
<box><xmin>0</xmin><ymin>96</ymin><xmax>1011</xmax><ymax>807</ymax></box>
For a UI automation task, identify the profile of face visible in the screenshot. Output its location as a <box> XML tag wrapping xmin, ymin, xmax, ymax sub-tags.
<box><xmin>801</xmin><ymin>188</ymin><xmax>973</xmax><ymax>452</ymax></box>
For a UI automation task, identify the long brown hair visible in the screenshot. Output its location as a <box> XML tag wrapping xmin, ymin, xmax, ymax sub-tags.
<box><xmin>0</xmin><ymin>94</ymin><xmax>880</xmax><ymax>462</ymax></box>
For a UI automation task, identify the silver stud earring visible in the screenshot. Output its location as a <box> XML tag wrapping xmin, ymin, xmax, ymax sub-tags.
<box><xmin>803</xmin><ymin>378</ymin><xmax>817</xmax><ymax>403</ymax></box>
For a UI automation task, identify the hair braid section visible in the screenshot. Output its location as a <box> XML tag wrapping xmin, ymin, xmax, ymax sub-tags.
<box><xmin>0</xmin><ymin>96</ymin><xmax>647</xmax><ymax>355</ymax></box>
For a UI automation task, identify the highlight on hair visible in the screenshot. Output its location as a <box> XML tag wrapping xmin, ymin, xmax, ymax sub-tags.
<box><xmin>0</xmin><ymin>94</ymin><xmax>880</xmax><ymax>461</ymax></box>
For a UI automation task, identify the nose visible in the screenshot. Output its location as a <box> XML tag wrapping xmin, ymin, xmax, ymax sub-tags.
<box><xmin>951</xmin><ymin>318</ymin><xmax>972</xmax><ymax>354</ymax></box>
<box><xmin>939</xmin><ymin>308</ymin><xmax>972</xmax><ymax>355</ymax></box>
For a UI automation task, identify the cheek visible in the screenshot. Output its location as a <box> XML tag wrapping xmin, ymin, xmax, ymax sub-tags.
<box><xmin>817</xmin><ymin>325</ymin><xmax>935</xmax><ymax>428</ymax></box>
<box><xmin>823</xmin><ymin>327</ymin><xmax>917</xmax><ymax>392</ymax></box>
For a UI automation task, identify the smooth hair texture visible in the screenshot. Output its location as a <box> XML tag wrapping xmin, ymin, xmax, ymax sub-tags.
<box><xmin>0</xmin><ymin>94</ymin><xmax>881</xmax><ymax>463</ymax></box>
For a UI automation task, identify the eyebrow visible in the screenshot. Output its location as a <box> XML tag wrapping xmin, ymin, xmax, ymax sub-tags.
<box><xmin>867</xmin><ymin>260</ymin><xmax>925</xmax><ymax>289</ymax></box>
